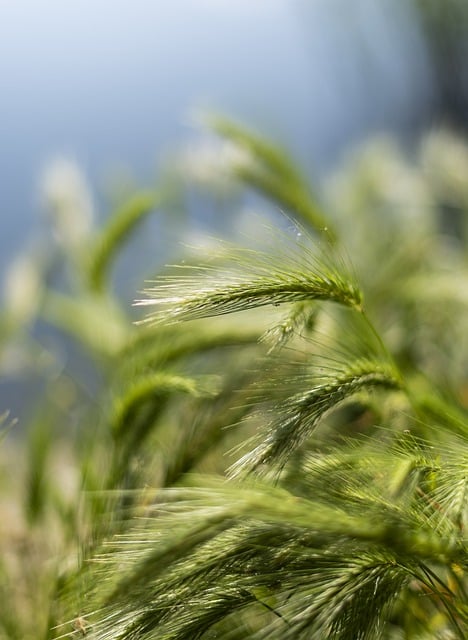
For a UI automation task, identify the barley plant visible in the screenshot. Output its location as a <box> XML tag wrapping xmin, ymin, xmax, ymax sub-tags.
<box><xmin>0</xmin><ymin>121</ymin><xmax>467</xmax><ymax>639</ymax></box>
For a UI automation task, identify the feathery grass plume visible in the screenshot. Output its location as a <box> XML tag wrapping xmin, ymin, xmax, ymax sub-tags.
<box><xmin>206</xmin><ymin>115</ymin><xmax>336</xmax><ymax>241</ymax></box>
<box><xmin>136</xmin><ymin>226</ymin><xmax>362</xmax><ymax>324</ymax></box>
<box><xmin>230</xmin><ymin>357</ymin><xmax>403</xmax><ymax>477</ymax></box>
<box><xmin>87</xmin><ymin>190</ymin><xmax>158</xmax><ymax>292</ymax></box>
<box><xmin>293</xmin><ymin>433</ymin><xmax>465</xmax><ymax>530</ymax></box>
<box><xmin>72</xmin><ymin>473</ymin><xmax>466</xmax><ymax>640</ymax></box>
<box><xmin>413</xmin><ymin>435</ymin><xmax>468</xmax><ymax>535</ymax></box>
<box><xmin>260</xmin><ymin>301</ymin><xmax>318</xmax><ymax>352</ymax></box>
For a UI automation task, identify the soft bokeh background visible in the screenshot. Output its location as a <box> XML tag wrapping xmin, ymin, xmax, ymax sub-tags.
<box><xmin>2</xmin><ymin>0</ymin><xmax>468</xmax><ymax>421</ymax></box>
<box><xmin>0</xmin><ymin>0</ymin><xmax>449</xmax><ymax>273</ymax></box>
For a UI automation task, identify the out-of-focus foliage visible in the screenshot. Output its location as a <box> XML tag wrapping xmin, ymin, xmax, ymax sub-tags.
<box><xmin>0</xmin><ymin>122</ymin><xmax>467</xmax><ymax>639</ymax></box>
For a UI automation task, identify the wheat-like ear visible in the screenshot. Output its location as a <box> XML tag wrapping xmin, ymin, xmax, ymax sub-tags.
<box><xmin>260</xmin><ymin>301</ymin><xmax>318</xmax><ymax>352</ymax></box>
<box><xmin>135</xmin><ymin>229</ymin><xmax>362</xmax><ymax>324</ymax></box>
<box><xmin>72</xmin><ymin>471</ymin><xmax>466</xmax><ymax>640</ymax></box>
<box><xmin>229</xmin><ymin>357</ymin><xmax>403</xmax><ymax>478</ymax></box>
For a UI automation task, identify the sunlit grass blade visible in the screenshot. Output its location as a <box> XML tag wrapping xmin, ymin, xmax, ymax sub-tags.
<box><xmin>260</xmin><ymin>301</ymin><xmax>318</xmax><ymax>352</ymax></box>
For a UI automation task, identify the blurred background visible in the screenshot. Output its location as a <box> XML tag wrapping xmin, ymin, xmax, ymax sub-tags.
<box><xmin>4</xmin><ymin>0</ymin><xmax>468</xmax><ymax>269</ymax></box>
<box><xmin>2</xmin><ymin>0</ymin><xmax>468</xmax><ymax>421</ymax></box>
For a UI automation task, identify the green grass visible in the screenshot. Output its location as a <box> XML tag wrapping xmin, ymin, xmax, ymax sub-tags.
<box><xmin>0</xmin><ymin>122</ymin><xmax>467</xmax><ymax>639</ymax></box>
